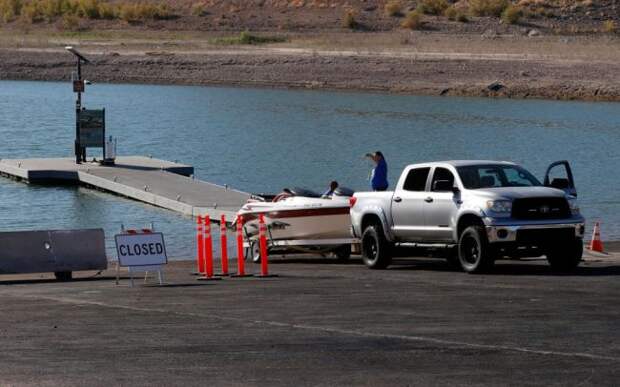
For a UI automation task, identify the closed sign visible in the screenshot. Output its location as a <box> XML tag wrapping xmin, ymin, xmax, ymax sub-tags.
<box><xmin>115</xmin><ymin>232</ymin><xmax>167</xmax><ymax>267</ymax></box>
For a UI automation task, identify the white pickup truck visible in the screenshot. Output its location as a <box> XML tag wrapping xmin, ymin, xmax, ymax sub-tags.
<box><xmin>350</xmin><ymin>160</ymin><xmax>585</xmax><ymax>273</ymax></box>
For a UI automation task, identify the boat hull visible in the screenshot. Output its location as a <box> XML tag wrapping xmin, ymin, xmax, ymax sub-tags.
<box><xmin>240</xmin><ymin>206</ymin><xmax>351</xmax><ymax>241</ymax></box>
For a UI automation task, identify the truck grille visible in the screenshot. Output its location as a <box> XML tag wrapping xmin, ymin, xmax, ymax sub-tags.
<box><xmin>511</xmin><ymin>197</ymin><xmax>570</xmax><ymax>220</ymax></box>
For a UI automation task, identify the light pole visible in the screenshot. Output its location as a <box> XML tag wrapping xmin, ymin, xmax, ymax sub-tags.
<box><xmin>65</xmin><ymin>46</ymin><xmax>91</xmax><ymax>164</ymax></box>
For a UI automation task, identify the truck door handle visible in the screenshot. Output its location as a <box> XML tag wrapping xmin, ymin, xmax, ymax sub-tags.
<box><xmin>424</xmin><ymin>197</ymin><xmax>434</xmax><ymax>203</ymax></box>
<box><xmin>393</xmin><ymin>197</ymin><xmax>402</xmax><ymax>203</ymax></box>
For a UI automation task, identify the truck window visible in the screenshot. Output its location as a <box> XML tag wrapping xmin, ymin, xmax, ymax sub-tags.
<box><xmin>403</xmin><ymin>167</ymin><xmax>430</xmax><ymax>191</ymax></box>
<box><xmin>431</xmin><ymin>167</ymin><xmax>455</xmax><ymax>191</ymax></box>
<box><xmin>457</xmin><ymin>165</ymin><xmax>541</xmax><ymax>189</ymax></box>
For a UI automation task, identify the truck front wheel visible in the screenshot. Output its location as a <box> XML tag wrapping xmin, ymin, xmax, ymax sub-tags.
<box><xmin>361</xmin><ymin>224</ymin><xmax>392</xmax><ymax>269</ymax></box>
<box><xmin>458</xmin><ymin>226</ymin><xmax>495</xmax><ymax>273</ymax></box>
<box><xmin>546</xmin><ymin>239</ymin><xmax>583</xmax><ymax>272</ymax></box>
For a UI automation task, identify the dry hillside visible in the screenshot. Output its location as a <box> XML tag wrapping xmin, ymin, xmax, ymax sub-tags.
<box><xmin>0</xmin><ymin>0</ymin><xmax>618</xmax><ymax>34</ymax></box>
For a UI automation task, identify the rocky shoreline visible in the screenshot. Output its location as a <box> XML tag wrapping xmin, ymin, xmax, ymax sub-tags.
<box><xmin>2</xmin><ymin>42</ymin><xmax>620</xmax><ymax>101</ymax></box>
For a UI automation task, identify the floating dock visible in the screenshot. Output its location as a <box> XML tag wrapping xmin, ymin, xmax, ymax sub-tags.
<box><xmin>0</xmin><ymin>156</ymin><xmax>251</xmax><ymax>221</ymax></box>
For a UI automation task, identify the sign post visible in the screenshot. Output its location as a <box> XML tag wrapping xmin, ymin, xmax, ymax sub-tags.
<box><xmin>115</xmin><ymin>230</ymin><xmax>167</xmax><ymax>287</ymax></box>
<box><xmin>66</xmin><ymin>46</ymin><xmax>110</xmax><ymax>164</ymax></box>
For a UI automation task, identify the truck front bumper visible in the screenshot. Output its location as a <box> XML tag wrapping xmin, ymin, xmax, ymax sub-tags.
<box><xmin>485</xmin><ymin>222</ymin><xmax>585</xmax><ymax>243</ymax></box>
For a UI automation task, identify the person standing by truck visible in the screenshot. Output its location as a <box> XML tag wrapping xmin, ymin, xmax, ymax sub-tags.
<box><xmin>366</xmin><ymin>151</ymin><xmax>389</xmax><ymax>191</ymax></box>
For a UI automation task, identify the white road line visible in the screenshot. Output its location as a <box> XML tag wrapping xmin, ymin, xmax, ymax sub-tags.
<box><xmin>13</xmin><ymin>293</ymin><xmax>620</xmax><ymax>363</ymax></box>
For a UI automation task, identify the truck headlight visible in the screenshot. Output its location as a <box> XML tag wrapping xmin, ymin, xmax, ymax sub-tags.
<box><xmin>486</xmin><ymin>200</ymin><xmax>512</xmax><ymax>214</ymax></box>
<box><xmin>567</xmin><ymin>197</ymin><xmax>580</xmax><ymax>215</ymax></box>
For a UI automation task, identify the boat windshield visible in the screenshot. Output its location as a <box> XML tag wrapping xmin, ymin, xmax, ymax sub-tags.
<box><xmin>457</xmin><ymin>164</ymin><xmax>541</xmax><ymax>189</ymax></box>
<box><xmin>289</xmin><ymin>187</ymin><xmax>321</xmax><ymax>198</ymax></box>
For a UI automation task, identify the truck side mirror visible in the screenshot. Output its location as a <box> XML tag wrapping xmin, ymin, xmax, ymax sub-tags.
<box><xmin>452</xmin><ymin>186</ymin><xmax>460</xmax><ymax>195</ymax></box>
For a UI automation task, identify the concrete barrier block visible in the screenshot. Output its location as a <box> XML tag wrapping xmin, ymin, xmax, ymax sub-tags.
<box><xmin>0</xmin><ymin>229</ymin><xmax>107</xmax><ymax>274</ymax></box>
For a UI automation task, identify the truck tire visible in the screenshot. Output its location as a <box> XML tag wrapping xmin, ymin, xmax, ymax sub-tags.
<box><xmin>458</xmin><ymin>226</ymin><xmax>494</xmax><ymax>273</ymax></box>
<box><xmin>546</xmin><ymin>239</ymin><xmax>583</xmax><ymax>272</ymax></box>
<box><xmin>361</xmin><ymin>224</ymin><xmax>392</xmax><ymax>269</ymax></box>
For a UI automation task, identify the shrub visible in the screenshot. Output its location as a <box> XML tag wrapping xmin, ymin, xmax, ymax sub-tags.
<box><xmin>39</xmin><ymin>0</ymin><xmax>63</xmax><ymax>20</ymax></box>
<box><xmin>444</xmin><ymin>5</ymin><xmax>469</xmax><ymax>22</ymax></box>
<box><xmin>0</xmin><ymin>0</ymin><xmax>22</xmax><ymax>22</ymax></box>
<box><xmin>98</xmin><ymin>2</ymin><xmax>116</xmax><ymax>19</ymax></box>
<box><xmin>342</xmin><ymin>9</ymin><xmax>357</xmax><ymax>29</ymax></box>
<box><xmin>119</xmin><ymin>2</ymin><xmax>170</xmax><ymax>22</ymax></box>
<box><xmin>212</xmin><ymin>31</ymin><xmax>287</xmax><ymax>45</ymax></box>
<box><xmin>602</xmin><ymin>20</ymin><xmax>616</xmax><ymax>33</ymax></box>
<box><xmin>118</xmin><ymin>2</ymin><xmax>136</xmax><ymax>21</ymax></box>
<box><xmin>60</xmin><ymin>12</ymin><xmax>79</xmax><ymax>29</ymax></box>
<box><xmin>76</xmin><ymin>0</ymin><xmax>99</xmax><ymax>19</ymax></box>
<box><xmin>401</xmin><ymin>10</ymin><xmax>422</xmax><ymax>29</ymax></box>
<box><xmin>133</xmin><ymin>3</ymin><xmax>153</xmax><ymax>19</ymax></box>
<box><xmin>191</xmin><ymin>2</ymin><xmax>205</xmax><ymax>16</ymax></box>
<box><xmin>20</xmin><ymin>2</ymin><xmax>44</xmax><ymax>23</ymax></box>
<box><xmin>469</xmin><ymin>0</ymin><xmax>509</xmax><ymax>17</ymax></box>
<box><xmin>152</xmin><ymin>3</ymin><xmax>171</xmax><ymax>19</ymax></box>
<box><xmin>501</xmin><ymin>4</ymin><xmax>522</xmax><ymax>24</ymax></box>
<box><xmin>527</xmin><ymin>6</ymin><xmax>554</xmax><ymax>19</ymax></box>
<box><xmin>384</xmin><ymin>0</ymin><xmax>402</xmax><ymax>17</ymax></box>
<box><xmin>417</xmin><ymin>0</ymin><xmax>449</xmax><ymax>15</ymax></box>
<box><xmin>60</xmin><ymin>0</ymin><xmax>78</xmax><ymax>15</ymax></box>
<box><xmin>444</xmin><ymin>5</ymin><xmax>456</xmax><ymax>19</ymax></box>
<box><xmin>0</xmin><ymin>0</ymin><xmax>172</xmax><ymax>23</ymax></box>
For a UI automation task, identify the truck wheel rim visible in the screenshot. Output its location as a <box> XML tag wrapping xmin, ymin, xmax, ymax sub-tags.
<box><xmin>462</xmin><ymin>236</ymin><xmax>479</xmax><ymax>265</ymax></box>
<box><xmin>364</xmin><ymin>237</ymin><xmax>378</xmax><ymax>261</ymax></box>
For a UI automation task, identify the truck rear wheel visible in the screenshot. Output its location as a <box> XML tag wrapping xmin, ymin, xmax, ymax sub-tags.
<box><xmin>361</xmin><ymin>224</ymin><xmax>392</xmax><ymax>269</ymax></box>
<box><xmin>458</xmin><ymin>226</ymin><xmax>494</xmax><ymax>273</ymax></box>
<box><xmin>546</xmin><ymin>239</ymin><xmax>583</xmax><ymax>272</ymax></box>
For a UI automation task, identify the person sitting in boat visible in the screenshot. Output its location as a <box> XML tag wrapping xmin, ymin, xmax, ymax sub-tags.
<box><xmin>322</xmin><ymin>181</ymin><xmax>339</xmax><ymax>198</ymax></box>
<box><xmin>273</xmin><ymin>188</ymin><xmax>294</xmax><ymax>202</ymax></box>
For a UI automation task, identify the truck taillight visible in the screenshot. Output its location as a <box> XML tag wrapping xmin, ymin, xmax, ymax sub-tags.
<box><xmin>349</xmin><ymin>197</ymin><xmax>357</xmax><ymax>208</ymax></box>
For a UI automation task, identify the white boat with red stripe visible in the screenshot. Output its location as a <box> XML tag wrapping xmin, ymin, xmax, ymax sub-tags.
<box><xmin>236</xmin><ymin>187</ymin><xmax>358</xmax><ymax>262</ymax></box>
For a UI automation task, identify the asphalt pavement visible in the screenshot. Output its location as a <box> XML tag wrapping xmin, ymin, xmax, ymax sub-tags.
<box><xmin>0</xmin><ymin>249</ymin><xmax>618</xmax><ymax>386</ymax></box>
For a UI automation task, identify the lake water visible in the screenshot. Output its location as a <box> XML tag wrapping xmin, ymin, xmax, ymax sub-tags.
<box><xmin>0</xmin><ymin>80</ymin><xmax>618</xmax><ymax>259</ymax></box>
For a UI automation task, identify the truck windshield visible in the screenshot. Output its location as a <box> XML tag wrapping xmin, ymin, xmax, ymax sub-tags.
<box><xmin>457</xmin><ymin>165</ymin><xmax>542</xmax><ymax>189</ymax></box>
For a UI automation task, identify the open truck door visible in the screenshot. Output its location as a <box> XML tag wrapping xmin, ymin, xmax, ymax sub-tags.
<box><xmin>544</xmin><ymin>160</ymin><xmax>577</xmax><ymax>197</ymax></box>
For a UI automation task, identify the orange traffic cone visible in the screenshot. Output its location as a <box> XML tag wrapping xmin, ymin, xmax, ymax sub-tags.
<box><xmin>588</xmin><ymin>222</ymin><xmax>605</xmax><ymax>253</ymax></box>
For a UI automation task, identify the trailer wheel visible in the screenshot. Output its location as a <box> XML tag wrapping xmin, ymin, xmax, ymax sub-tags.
<box><xmin>54</xmin><ymin>271</ymin><xmax>72</xmax><ymax>281</ymax></box>
<box><xmin>361</xmin><ymin>224</ymin><xmax>392</xmax><ymax>269</ymax></box>
<box><xmin>334</xmin><ymin>245</ymin><xmax>351</xmax><ymax>261</ymax></box>
<box><xmin>246</xmin><ymin>242</ymin><xmax>262</xmax><ymax>263</ymax></box>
